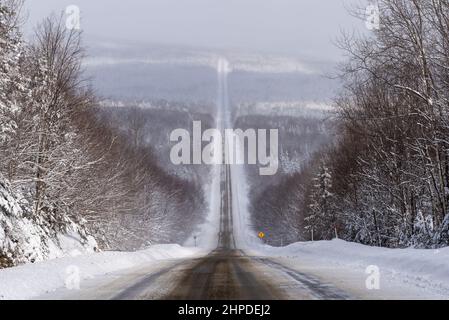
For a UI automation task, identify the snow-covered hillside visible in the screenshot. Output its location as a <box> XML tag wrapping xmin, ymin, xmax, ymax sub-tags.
<box><xmin>235</xmin><ymin>101</ymin><xmax>333</xmax><ymax>118</ymax></box>
<box><xmin>84</xmin><ymin>41</ymin><xmax>338</xmax><ymax>104</ymax></box>
<box><xmin>84</xmin><ymin>41</ymin><xmax>318</xmax><ymax>74</ymax></box>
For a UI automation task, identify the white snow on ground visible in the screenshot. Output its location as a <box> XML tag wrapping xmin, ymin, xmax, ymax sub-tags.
<box><xmin>0</xmin><ymin>244</ymin><xmax>204</xmax><ymax>300</ymax></box>
<box><xmin>184</xmin><ymin>164</ymin><xmax>221</xmax><ymax>249</ymax></box>
<box><xmin>248</xmin><ymin>239</ymin><xmax>449</xmax><ymax>299</ymax></box>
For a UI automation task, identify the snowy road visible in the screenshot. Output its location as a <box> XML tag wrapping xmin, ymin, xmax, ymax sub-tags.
<box><xmin>24</xmin><ymin>58</ymin><xmax>449</xmax><ymax>300</ymax></box>
<box><xmin>40</xmin><ymin>57</ymin><xmax>353</xmax><ymax>299</ymax></box>
<box><xmin>158</xmin><ymin>161</ymin><xmax>350</xmax><ymax>300</ymax></box>
<box><xmin>43</xmin><ymin>162</ymin><xmax>351</xmax><ymax>300</ymax></box>
<box><xmin>32</xmin><ymin>143</ymin><xmax>447</xmax><ymax>300</ymax></box>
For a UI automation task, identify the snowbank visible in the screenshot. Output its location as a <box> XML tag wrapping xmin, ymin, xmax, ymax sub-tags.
<box><xmin>251</xmin><ymin>239</ymin><xmax>449</xmax><ymax>296</ymax></box>
<box><xmin>0</xmin><ymin>244</ymin><xmax>204</xmax><ymax>300</ymax></box>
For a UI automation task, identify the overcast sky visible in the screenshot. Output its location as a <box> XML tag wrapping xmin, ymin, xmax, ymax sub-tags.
<box><xmin>23</xmin><ymin>0</ymin><xmax>366</xmax><ymax>60</ymax></box>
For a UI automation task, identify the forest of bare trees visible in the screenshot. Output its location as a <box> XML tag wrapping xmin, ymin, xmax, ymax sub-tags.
<box><xmin>235</xmin><ymin>112</ymin><xmax>332</xmax><ymax>246</ymax></box>
<box><xmin>246</xmin><ymin>0</ymin><xmax>449</xmax><ymax>249</ymax></box>
<box><xmin>302</xmin><ymin>0</ymin><xmax>449</xmax><ymax>248</ymax></box>
<box><xmin>0</xmin><ymin>0</ymin><xmax>204</xmax><ymax>267</ymax></box>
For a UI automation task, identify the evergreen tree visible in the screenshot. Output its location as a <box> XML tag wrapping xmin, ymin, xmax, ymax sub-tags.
<box><xmin>305</xmin><ymin>162</ymin><xmax>337</xmax><ymax>240</ymax></box>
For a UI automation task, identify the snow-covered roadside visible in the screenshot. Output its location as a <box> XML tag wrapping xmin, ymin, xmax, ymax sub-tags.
<box><xmin>230</xmin><ymin>146</ymin><xmax>260</xmax><ymax>249</ymax></box>
<box><xmin>184</xmin><ymin>161</ymin><xmax>221</xmax><ymax>249</ymax></box>
<box><xmin>0</xmin><ymin>244</ymin><xmax>205</xmax><ymax>300</ymax></box>
<box><xmin>249</xmin><ymin>239</ymin><xmax>449</xmax><ymax>299</ymax></box>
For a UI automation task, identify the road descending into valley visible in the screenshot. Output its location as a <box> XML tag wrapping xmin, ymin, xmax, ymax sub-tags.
<box><xmin>43</xmin><ymin>58</ymin><xmax>353</xmax><ymax>300</ymax></box>
<box><xmin>158</xmin><ymin>162</ymin><xmax>350</xmax><ymax>300</ymax></box>
<box><xmin>46</xmin><ymin>159</ymin><xmax>351</xmax><ymax>300</ymax></box>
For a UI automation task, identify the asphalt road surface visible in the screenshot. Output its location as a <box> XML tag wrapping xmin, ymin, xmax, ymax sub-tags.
<box><xmin>44</xmin><ymin>60</ymin><xmax>353</xmax><ymax>300</ymax></box>
<box><xmin>48</xmin><ymin>163</ymin><xmax>350</xmax><ymax>300</ymax></box>
<box><xmin>162</xmin><ymin>164</ymin><xmax>283</xmax><ymax>300</ymax></box>
<box><xmin>157</xmin><ymin>164</ymin><xmax>349</xmax><ymax>300</ymax></box>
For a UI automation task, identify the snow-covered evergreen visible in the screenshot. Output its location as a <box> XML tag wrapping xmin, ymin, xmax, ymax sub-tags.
<box><xmin>304</xmin><ymin>162</ymin><xmax>337</xmax><ymax>240</ymax></box>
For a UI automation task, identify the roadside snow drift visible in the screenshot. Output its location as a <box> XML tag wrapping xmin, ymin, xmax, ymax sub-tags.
<box><xmin>0</xmin><ymin>244</ymin><xmax>204</xmax><ymax>300</ymax></box>
<box><xmin>251</xmin><ymin>239</ymin><xmax>449</xmax><ymax>298</ymax></box>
